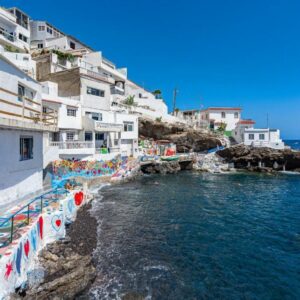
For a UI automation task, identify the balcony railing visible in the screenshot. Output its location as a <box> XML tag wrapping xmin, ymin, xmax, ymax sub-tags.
<box><xmin>0</xmin><ymin>29</ymin><xmax>16</xmax><ymax>42</ymax></box>
<box><xmin>94</xmin><ymin>121</ymin><xmax>123</xmax><ymax>130</ymax></box>
<box><xmin>0</xmin><ymin>87</ymin><xmax>58</xmax><ymax>128</ymax></box>
<box><xmin>50</xmin><ymin>141</ymin><xmax>95</xmax><ymax>149</ymax></box>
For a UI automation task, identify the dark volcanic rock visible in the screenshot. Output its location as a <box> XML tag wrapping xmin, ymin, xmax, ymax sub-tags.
<box><xmin>25</xmin><ymin>203</ymin><xmax>97</xmax><ymax>299</ymax></box>
<box><xmin>217</xmin><ymin>144</ymin><xmax>300</xmax><ymax>171</ymax></box>
<box><xmin>139</xmin><ymin>118</ymin><xmax>222</xmax><ymax>152</ymax></box>
<box><xmin>141</xmin><ymin>161</ymin><xmax>181</xmax><ymax>174</ymax></box>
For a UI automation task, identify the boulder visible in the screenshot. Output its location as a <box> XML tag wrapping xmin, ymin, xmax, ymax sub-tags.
<box><xmin>139</xmin><ymin>118</ymin><xmax>222</xmax><ymax>152</ymax></box>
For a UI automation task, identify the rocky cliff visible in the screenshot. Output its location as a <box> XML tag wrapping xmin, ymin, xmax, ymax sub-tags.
<box><xmin>217</xmin><ymin>144</ymin><xmax>300</xmax><ymax>171</ymax></box>
<box><xmin>139</xmin><ymin>118</ymin><xmax>222</xmax><ymax>152</ymax></box>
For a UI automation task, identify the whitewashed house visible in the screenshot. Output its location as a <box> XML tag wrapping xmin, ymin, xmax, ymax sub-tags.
<box><xmin>176</xmin><ymin>109</ymin><xmax>208</xmax><ymax>129</ymax></box>
<box><xmin>232</xmin><ymin>119</ymin><xmax>256</xmax><ymax>143</ymax></box>
<box><xmin>30</xmin><ymin>21</ymin><xmax>93</xmax><ymax>52</ymax></box>
<box><xmin>0</xmin><ymin>55</ymin><xmax>57</xmax><ymax>207</ymax></box>
<box><xmin>200</xmin><ymin>107</ymin><xmax>241</xmax><ymax>135</ymax></box>
<box><xmin>244</xmin><ymin>128</ymin><xmax>285</xmax><ymax>149</ymax></box>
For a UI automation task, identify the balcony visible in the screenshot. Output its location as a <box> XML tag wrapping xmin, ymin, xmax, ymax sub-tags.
<box><xmin>82</xmin><ymin>116</ymin><xmax>123</xmax><ymax>132</ymax></box>
<box><xmin>111</xmin><ymin>85</ymin><xmax>125</xmax><ymax>95</ymax></box>
<box><xmin>0</xmin><ymin>29</ymin><xmax>16</xmax><ymax>42</ymax></box>
<box><xmin>49</xmin><ymin>141</ymin><xmax>121</xmax><ymax>157</ymax></box>
<box><xmin>0</xmin><ymin>87</ymin><xmax>58</xmax><ymax>132</ymax></box>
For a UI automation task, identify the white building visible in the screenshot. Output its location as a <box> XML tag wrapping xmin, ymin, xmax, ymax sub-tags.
<box><xmin>0</xmin><ymin>7</ymin><xmax>30</xmax><ymax>53</ymax></box>
<box><xmin>232</xmin><ymin>119</ymin><xmax>256</xmax><ymax>143</ymax></box>
<box><xmin>0</xmin><ymin>8</ymin><xmax>36</xmax><ymax>79</ymax></box>
<box><xmin>0</xmin><ymin>55</ymin><xmax>57</xmax><ymax>207</ymax></box>
<box><xmin>30</xmin><ymin>21</ymin><xmax>93</xmax><ymax>52</ymax></box>
<box><xmin>244</xmin><ymin>128</ymin><xmax>285</xmax><ymax>150</ymax></box>
<box><xmin>200</xmin><ymin>107</ymin><xmax>242</xmax><ymax>134</ymax></box>
<box><xmin>176</xmin><ymin>109</ymin><xmax>208</xmax><ymax>129</ymax></box>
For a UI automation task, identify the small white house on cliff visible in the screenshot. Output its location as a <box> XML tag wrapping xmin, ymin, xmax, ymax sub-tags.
<box><xmin>244</xmin><ymin>128</ymin><xmax>285</xmax><ymax>150</ymax></box>
<box><xmin>200</xmin><ymin>107</ymin><xmax>241</xmax><ymax>134</ymax></box>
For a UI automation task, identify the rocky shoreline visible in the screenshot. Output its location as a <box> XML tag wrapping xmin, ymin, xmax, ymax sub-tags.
<box><xmin>14</xmin><ymin>144</ymin><xmax>300</xmax><ymax>299</ymax></box>
<box><xmin>217</xmin><ymin>144</ymin><xmax>300</xmax><ymax>172</ymax></box>
<box><xmin>22</xmin><ymin>203</ymin><xmax>98</xmax><ymax>299</ymax></box>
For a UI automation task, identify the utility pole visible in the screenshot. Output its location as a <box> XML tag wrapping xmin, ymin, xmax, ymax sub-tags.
<box><xmin>172</xmin><ymin>88</ymin><xmax>178</xmax><ymax>115</ymax></box>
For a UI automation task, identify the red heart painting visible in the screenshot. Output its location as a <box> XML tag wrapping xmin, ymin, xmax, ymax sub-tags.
<box><xmin>24</xmin><ymin>240</ymin><xmax>30</xmax><ymax>257</ymax></box>
<box><xmin>74</xmin><ymin>191</ymin><xmax>84</xmax><ymax>206</ymax></box>
<box><xmin>38</xmin><ymin>216</ymin><xmax>43</xmax><ymax>239</ymax></box>
<box><xmin>55</xmin><ymin>219</ymin><xmax>62</xmax><ymax>227</ymax></box>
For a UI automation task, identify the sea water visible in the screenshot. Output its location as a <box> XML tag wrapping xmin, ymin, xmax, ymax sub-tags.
<box><xmin>88</xmin><ymin>172</ymin><xmax>300</xmax><ymax>299</ymax></box>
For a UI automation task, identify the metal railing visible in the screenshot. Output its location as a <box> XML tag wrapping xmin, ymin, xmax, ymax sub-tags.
<box><xmin>94</xmin><ymin>121</ymin><xmax>123</xmax><ymax>130</ymax></box>
<box><xmin>0</xmin><ymin>188</ymin><xmax>69</xmax><ymax>248</ymax></box>
<box><xmin>50</xmin><ymin>141</ymin><xmax>95</xmax><ymax>149</ymax></box>
<box><xmin>0</xmin><ymin>30</ymin><xmax>16</xmax><ymax>42</ymax></box>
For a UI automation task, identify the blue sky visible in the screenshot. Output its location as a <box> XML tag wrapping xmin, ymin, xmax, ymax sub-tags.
<box><xmin>3</xmin><ymin>0</ymin><xmax>300</xmax><ymax>138</ymax></box>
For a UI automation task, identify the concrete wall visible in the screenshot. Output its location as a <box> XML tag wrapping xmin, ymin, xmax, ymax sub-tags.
<box><xmin>80</xmin><ymin>77</ymin><xmax>111</xmax><ymax>111</ymax></box>
<box><xmin>45</xmin><ymin>68</ymin><xmax>81</xmax><ymax>98</ymax></box>
<box><xmin>0</xmin><ymin>56</ymin><xmax>42</xmax><ymax>122</ymax></box>
<box><xmin>0</xmin><ymin>129</ymin><xmax>43</xmax><ymax>206</ymax></box>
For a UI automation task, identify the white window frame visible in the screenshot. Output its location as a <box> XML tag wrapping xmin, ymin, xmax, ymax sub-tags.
<box><xmin>86</xmin><ymin>86</ymin><xmax>105</xmax><ymax>97</ymax></box>
<box><xmin>124</xmin><ymin>121</ymin><xmax>134</xmax><ymax>132</ymax></box>
<box><xmin>67</xmin><ymin>107</ymin><xmax>77</xmax><ymax>117</ymax></box>
<box><xmin>248</xmin><ymin>134</ymin><xmax>255</xmax><ymax>140</ymax></box>
<box><xmin>66</xmin><ymin>132</ymin><xmax>75</xmax><ymax>141</ymax></box>
<box><xmin>221</xmin><ymin>112</ymin><xmax>226</xmax><ymax>118</ymax></box>
<box><xmin>259</xmin><ymin>134</ymin><xmax>265</xmax><ymax>140</ymax></box>
<box><xmin>234</xmin><ymin>112</ymin><xmax>239</xmax><ymax>119</ymax></box>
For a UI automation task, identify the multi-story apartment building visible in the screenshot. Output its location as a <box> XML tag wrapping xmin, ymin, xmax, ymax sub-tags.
<box><xmin>200</xmin><ymin>107</ymin><xmax>242</xmax><ymax>135</ymax></box>
<box><xmin>31</xmin><ymin>42</ymin><xmax>137</xmax><ymax>159</ymax></box>
<box><xmin>111</xmin><ymin>80</ymin><xmax>181</xmax><ymax>124</ymax></box>
<box><xmin>0</xmin><ymin>7</ymin><xmax>36</xmax><ymax>79</ymax></box>
<box><xmin>0</xmin><ymin>55</ymin><xmax>57</xmax><ymax>207</ymax></box>
<box><xmin>0</xmin><ymin>7</ymin><xmax>30</xmax><ymax>52</ymax></box>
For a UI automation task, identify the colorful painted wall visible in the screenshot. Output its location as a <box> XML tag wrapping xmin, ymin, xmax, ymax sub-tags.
<box><xmin>0</xmin><ymin>189</ymin><xmax>86</xmax><ymax>299</ymax></box>
<box><xmin>51</xmin><ymin>156</ymin><xmax>126</xmax><ymax>187</ymax></box>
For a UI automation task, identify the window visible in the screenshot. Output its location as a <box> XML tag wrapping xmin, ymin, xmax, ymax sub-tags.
<box><xmin>66</xmin><ymin>132</ymin><xmax>75</xmax><ymax>141</ymax></box>
<box><xmin>18</xmin><ymin>84</ymin><xmax>25</xmax><ymax>101</ymax></box>
<box><xmin>249</xmin><ymin>134</ymin><xmax>255</xmax><ymax>140</ymax></box>
<box><xmin>70</xmin><ymin>41</ymin><xmax>76</xmax><ymax>49</ymax></box>
<box><xmin>67</xmin><ymin>107</ymin><xmax>77</xmax><ymax>117</ymax></box>
<box><xmin>38</xmin><ymin>25</ymin><xmax>45</xmax><ymax>31</ymax></box>
<box><xmin>85</xmin><ymin>132</ymin><xmax>93</xmax><ymax>141</ymax></box>
<box><xmin>259</xmin><ymin>134</ymin><xmax>265</xmax><ymax>140</ymax></box>
<box><xmin>20</xmin><ymin>137</ymin><xmax>33</xmax><ymax>160</ymax></box>
<box><xmin>38</xmin><ymin>43</ymin><xmax>44</xmax><ymax>49</ymax></box>
<box><xmin>95</xmin><ymin>133</ymin><xmax>104</xmax><ymax>140</ymax></box>
<box><xmin>14</xmin><ymin>9</ymin><xmax>29</xmax><ymax>29</ymax></box>
<box><xmin>47</xmin><ymin>27</ymin><xmax>53</xmax><ymax>34</ymax></box>
<box><xmin>85</xmin><ymin>112</ymin><xmax>102</xmax><ymax>121</ymax></box>
<box><xmin>221</xmin><ymin>112</ymin><xmax>226</xmax><ymax>118</ymax></box>
<box><xmin>234</xmin><ymin>112</ymin><xmax>239</xmax><ymax>119</ymax></box>
<box><xmin>87</xmin><ymin>87</ymin><xmax>105</xmax><ymax>97</ymax></box>
<box><xmin>124</xmin><ymin>121</ymin><xmax>134</xmax><ymax>132</ymax></box>
<box><xmin>18</xmin><ymin>33</ymin><xmax>28</xmax><ymax>43</ymax></box>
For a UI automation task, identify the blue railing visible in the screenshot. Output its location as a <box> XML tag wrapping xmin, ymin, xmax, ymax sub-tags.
<box><xmin>0</xmin><ymin>188</ymin><xmax>69</xmax><ymax>248</ymax></box>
